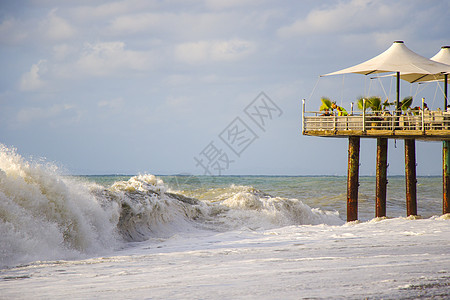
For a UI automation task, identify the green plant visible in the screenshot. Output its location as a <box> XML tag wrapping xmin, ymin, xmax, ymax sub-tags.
<box><xmin>336</xmin><ymin>106</ymin><xmax>348</xmax><ymax>116</ymax></box>
<box><xmin>357</xmin><ymin>96</ymin><xmax>396</xmax><ymax>115</ymax></box>
<box><xmin>319</xmin><ymin>97</ymin><xmax>348</xmax><ymax>116</ymax></box>
<box><xmin>357</xmin><ymin>96</ymin><xmax>384</xmax><ymax>114</ymax></box>
<box><xmin>399</xmin><ymin>96</ymin><xmax>413</xmax><ymax>111</ymax></box>
<box><xmin>319</xmin><ymin>97</ymin><xmax>333</xmax><ymax>111</ymax></box>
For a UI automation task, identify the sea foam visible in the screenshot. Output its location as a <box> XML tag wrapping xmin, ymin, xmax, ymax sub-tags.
<box><xmin>0</xmin><ymin>145</ymin><xmax>344</xmax><ymax>268</ymax></box>
<box><xmin>0</xmin><ymin>146</ymin><xmax>119</xmax><ymax>268</ymax></box>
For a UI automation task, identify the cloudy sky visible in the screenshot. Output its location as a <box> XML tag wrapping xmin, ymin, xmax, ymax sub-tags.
<box><xmin>0</xmin><ymin>0</ymin><xmax>449</xmax><ymax>175</ymax></box>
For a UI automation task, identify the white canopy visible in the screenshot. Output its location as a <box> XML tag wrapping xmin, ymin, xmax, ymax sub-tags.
<box><xmin>395</xmin><ymin>46</ymin><xmax>450</xmax><ymax>83</ymax></box>
<box><xmin>322</xmin><ymin>41</ymin><xmax>450</xmax><ymax>78</ymax></box>
<box><xmin>431</xmin><ymin>46</ymin><xmax>450</xmax><ymax>65</ymax></box>
<box><xmin>427</xmin><ymin>46</ymin><xmax>450</xmax><ymax>107</ymax></box>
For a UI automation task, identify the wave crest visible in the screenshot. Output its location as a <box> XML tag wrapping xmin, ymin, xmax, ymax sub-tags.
<box><xmin>199</xmin><ymin>185</ymin><xmax>344</xmax><ymax>230</ymax></box>
<box><xmin>102</xmin><ymin>175</ymin><xmax>204</xmax><ymax>242</ymax></box>
<box><xmin>0</xmin><ymin>146</ymin><xmax>344</xmax><ymax>268</ymax></box>
<box><xmin>0</xmin><ymin>146</ymin><xmax>119</xmax><ymax>268</ymax></box>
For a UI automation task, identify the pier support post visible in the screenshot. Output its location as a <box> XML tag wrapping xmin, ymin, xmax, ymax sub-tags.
<box><xmin>405</xmin><ymin>139</ymin><xmax>417</xmax><ymax>216</ymax></box>
<box><xmin>376</xmin><ymin>138</ymin><xmax>388</xmax><ymax>218</ymax></box>
<box><xmin>347</xmin><ymin>136</ymin><xmax>360</xmax><ymax>222</ymax></box>
<box><xmin>443</xmin><ymin>141</ymin><xmax>450</xmax><ymax>214</ymax></box>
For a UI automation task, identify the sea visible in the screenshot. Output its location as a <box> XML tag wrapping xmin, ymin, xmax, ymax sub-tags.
<box><xmin>1</xmin><ymin>145</ymin><xmax>449</xmax><ymax>299</ymax></box>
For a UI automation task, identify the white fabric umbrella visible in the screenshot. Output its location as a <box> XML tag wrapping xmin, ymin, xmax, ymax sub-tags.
<box><xmin>431</xmin><ymin>46</ymin><xmax>450</xmax><ymax>65</ymax></box>
<box><xmin>321</xmin><ymin>41</ymin><xmax>450</xmax><ymax>108</ymax></box>
<box><xmin>323</xmin><ymin>41</ymin><xmax>450</xmax><ymax>78</ymax></box>
<box><xmin>429</xmin><ymin>46</ymin><xmax>450</xmax><ymax>107</ymax></box>
<box><xmin>395</xmin><ymin>46</ymin><xmax>450</xmax><ymax>83</ymax></box>
<box><xmin>395</xmin><ymin>46</ymin><xmax>450</xmax><ymax>108</ymax></box>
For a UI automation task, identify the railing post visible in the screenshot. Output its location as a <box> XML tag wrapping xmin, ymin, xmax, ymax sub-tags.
<box><xmin>422</xmin><ymin>97</ymin><xmax>425</xmax><ymax>133</ymax></box>
<box><xmin>392</xmin><ymin>111</ymin><xmax>395</xmax><ymax>133</ymax></box>
<box><xmin>333</xmin><ymin>112</ymin><xmax>337</xmax><ymax>131</ymax></box>
<box><xmin>362</xmin><ymin>98</ymin><xmax>366</xmax><ymax>132</ymax></box>
<box><xmin>302</xmin><ymin>99</ymin><xmax>306</xmax><ymax>133</ymax></box>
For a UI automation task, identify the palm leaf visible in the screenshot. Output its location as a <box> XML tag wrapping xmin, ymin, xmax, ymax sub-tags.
<box><xmin>319</xmin><ymin>97</ymin><xmax>332</xmax><ymax>111</ymax></box>
<box><xmin>356</xmin><ymin>97</ymin><xmax>365</xmax><ymax>110</ymax></box>
<box><xmin>368</xmin><ymin>96</ymin><xmax>382</xmax><ymax>111</ymax></box>
<box><xmin>401</xmin><ymin>96</ymin><xmax>413</xmax><ymax>111</ymax></box>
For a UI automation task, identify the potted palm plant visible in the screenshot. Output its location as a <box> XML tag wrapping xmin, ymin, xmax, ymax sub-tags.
<box><xmin>319</xmin><ymin>97</ymin><xmax>348</xmax><ymax>116</ymax></box>
<box><xmin>356</xmin><ymin>96</ymin><xmax>391</xmax><ymax>129</ymax></box>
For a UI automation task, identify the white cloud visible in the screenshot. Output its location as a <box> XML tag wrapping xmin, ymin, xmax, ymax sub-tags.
<box><xmin>203</xmin><ymin>0</ymin><xmax>261</xmax><ymax>10</ymax></box>
<box><xmin>41</xmin><ymin>8</ymin><xmax>76</xmax><ymax>40</ymax></box>
<box><xmin>98</xmin><ymin>97</ymin><xmax>124</xmax><ymax>110</ymax></box>
<box><xmin>19</xmin><ymin>60</ymin><xmax>47</xmax><ymax>91</ymax></box>
<box><xmin>52</xmin><ymin>44</ymin><xmax>74</xmax><ymax>60</ymax></box>
<box><xmin>16</xmin><ymin>104</ymin><xmax>75</xmax><ymax>124</ymax></box>
<box><xmin>0</xmin><ymin>17</ymin><xmax>28</xmax><ymax>45</ymax></box>
<box><xmin>164</xmin><ymin>73</ymin><xmax>222</xmax><ymax>87</ymax></box>
<box><xmin>106</xmin><ymin>11</ymin><xmax>245</xmax><ymax>40</ymax></box>
<box><xmin>278</xmin><ymin>0</ymin><xmax>401</xmax><ymax>38</ymax></box>
<box><xmin>76</xmin><ymin>41</ymin><xmax>154</xmax><ymax>76</ymax></box>
<box><xmin>72</xmin><ymin>0</ymin><xmax>155</xmax><ymax>20</ymax></box>
<box><xmin>108</xmin><ymin>12</ymin><xmax>164</xmax><ymax>35</ymax></box>
<box><xmin>175</xmin><ymin>39</ymin><xmax>255</xmax><ymax>64</ymax></box>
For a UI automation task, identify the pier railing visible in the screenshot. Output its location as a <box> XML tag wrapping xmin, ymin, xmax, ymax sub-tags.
<box><xmin>301</xmin><ymin>100</ymin><xmax>450</xmax><ymax>138</ymax></box>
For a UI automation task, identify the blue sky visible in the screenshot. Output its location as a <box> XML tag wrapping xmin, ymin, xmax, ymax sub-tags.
<box><xmin>0</xmin><ymin>0</ymin><xmax>449</xmax><ymax>175</ymax></box>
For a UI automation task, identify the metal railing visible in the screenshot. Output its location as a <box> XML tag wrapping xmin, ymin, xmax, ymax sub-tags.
<box><xmin>301</xmin><ymin>99</ymin><xmax>450</xmax><ymax>134</ymax></box>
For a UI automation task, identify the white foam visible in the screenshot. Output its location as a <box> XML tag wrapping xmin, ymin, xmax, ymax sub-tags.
<box><xmin>201</xmin><ymin>185</ymin><xmax>344</xmax><ymax>230</ymax></box>
<box><xmin>0</xmin><ymin>147</ymin><xmax>344</xmax><ymax>268</ymax></box>
<box><xmin>105</xmin><ymin>174</ymin><xmax>205</xmax><ymax>241</ymax></box>
<box><xmin>0</xmin><ymin>146</ymin><xmax>119</xmax><ymax>268</ymax></box>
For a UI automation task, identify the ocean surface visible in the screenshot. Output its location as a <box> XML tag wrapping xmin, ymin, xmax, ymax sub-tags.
<box><xmin>1</xmin><ymin>145</ymin><xmax>449</xmax><ymax>299</ymax></box>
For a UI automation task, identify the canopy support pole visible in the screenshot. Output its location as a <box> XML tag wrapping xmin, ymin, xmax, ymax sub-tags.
<box><xmin>405</xmin><ymin>139</ymin><xmax>417</xmax><ymax>216</ymax></box>
<box><xmin>443</xmin><ymin>141</ymin><xmax>450</xmax><ymax>214</ymax></box>
<box><xmin>302</xmin><ymin>99</ymin><xmax>306</xmax><ymax>133</ymax></box>
<box><xmin>347</xmin><ymin>136</ymin><xmax>360</xmax><ymax>222</ymax></box>
<box><xmin>396</xmin><ymin>72</ymin><xmax>401</xmax><ymax>110</ymax></box>
<box><xmin>445</xmin><ymin>73</ymin><xmax>448</xmax><ymax>108</ymax></box>
<box><xmin>376</xmin><ymin>138</ymin><xmax>388</xmax><ymax>218</ymax></box>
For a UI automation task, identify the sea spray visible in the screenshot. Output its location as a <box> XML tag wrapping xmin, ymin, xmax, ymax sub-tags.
<box><xmin>1</xmin><ymin>145</ymin><xmax>345</xmax><ymax>268</ymax></box>
<box><xmin>0</xmin><ymin>147</ymin><xmax>208</xmax><ymax>268</ymax></box>
<box><xmin>105</xmin><ymin>174</ymin><xmax>205</xmax><ymax>241</ymax></box>
<box><xmin>204</xmin><ymin>185</ymin><xmax>344</xmax><ymax>229</ymax></box>
<box><xmin>0</xmin><ymin>146</ymin><xmax>119</xmax><ymax>268</ymax></box>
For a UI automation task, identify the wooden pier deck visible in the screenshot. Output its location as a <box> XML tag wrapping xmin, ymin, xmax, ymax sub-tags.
<box><xmin>302</xmin><ymin>110</ymin><xmax>450</xmax><ymax>140</ymax></box>
<box><xmin>301</xmin><ymin>101</ymin><xmax>450</xmax><ymax>221</ymax></box>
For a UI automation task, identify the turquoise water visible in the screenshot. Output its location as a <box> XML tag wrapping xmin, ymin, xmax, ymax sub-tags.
<box><xmin>80</xmin><ymin>175</ymin><xmax>443</xmax><ymax>221</ymax></box>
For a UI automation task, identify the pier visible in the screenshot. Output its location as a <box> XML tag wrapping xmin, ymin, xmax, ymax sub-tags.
<box><xmin>303</xmin><ymin>41</ymin><xmax>450</xmax><ymax>221</ymax></box>
<box><xmin>302</xmin><ymin>101</ymin><xmax>450</xmax><ymax>221</ymax></box>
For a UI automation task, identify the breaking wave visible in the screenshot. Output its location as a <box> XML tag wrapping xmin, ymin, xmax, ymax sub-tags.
<box><xmin>0</xmin><ymin>145</ymin><xmax>343</xmax><ymax>268</ymax></box>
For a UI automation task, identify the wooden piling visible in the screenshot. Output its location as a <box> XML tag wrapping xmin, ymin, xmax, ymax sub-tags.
<box><xmin>347</xmin><ymin>136</ymin><xmax>360</xmax><ymax>221</ymax></box>
<box><xmin>404</xmin><ymin>139</ymin><xmax>417</xmax><ymax>216</ymax></box>
<box><xmin>376</xmin><ymin>138</ymin><xmax>388</xmax><ymax>218</ymax></box>
<box><xmin>443</xmin><ymin>140</ymin><xmax>450</xmax><ymax>214</ymax></box>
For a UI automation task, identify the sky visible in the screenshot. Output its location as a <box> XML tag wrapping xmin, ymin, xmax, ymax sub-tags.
<box><xmin>0</xmin><ymin>0</ymin><xmax>449</xmax><ymax>176</ymax></box>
